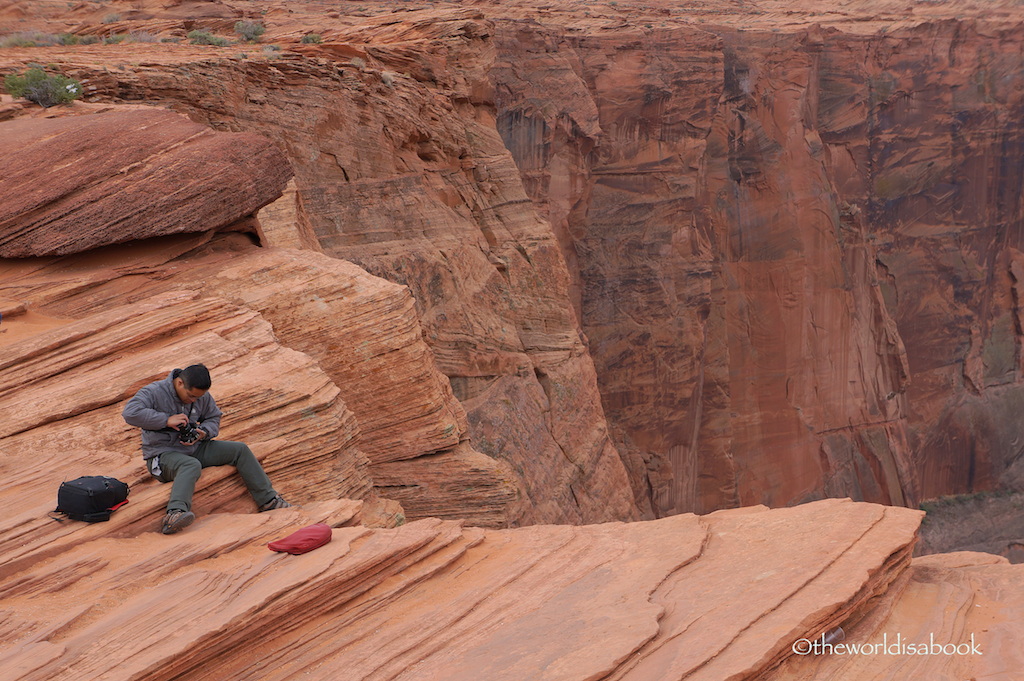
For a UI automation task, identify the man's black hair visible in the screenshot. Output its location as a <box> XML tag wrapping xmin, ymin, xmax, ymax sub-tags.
<box><xmin>179</xmin><ymin>364</ymin><xmax>212</xmax><ymax>391</ymax></box>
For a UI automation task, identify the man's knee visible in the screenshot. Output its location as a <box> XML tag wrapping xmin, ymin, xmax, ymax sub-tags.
<box><xmin>163</xmin><ymin>454</ymin><xmax>202</xmax><ymax>481</ymax></box>
<box><xmin>236</xmin><ymin>445</ymin><xmax>257</xmax><ymax>463</ymax></box>
<box><xmin>204</xmin><ymin>440</ymin><xmax>256</xmax><ymax>467</ymax></box>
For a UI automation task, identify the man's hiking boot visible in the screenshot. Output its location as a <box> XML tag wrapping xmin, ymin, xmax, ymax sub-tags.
<box><xmin>258</xmin><ymin>494</ymin><xmax>292</xmax><ymax>512</ymax></box>
<box><xmin>161</xmin><ymin>510</ymin><xmax>195</xmax><ymax>535</ymax></box>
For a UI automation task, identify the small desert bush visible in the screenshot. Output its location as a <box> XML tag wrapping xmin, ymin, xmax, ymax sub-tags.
<box><xmin>300</xmin><ymin>33</ymin><xmax>322</xmax><ymax>44</ymax></box>
<box><xmin>104</xmin><ymin>33</ymin><xmax>128</xmax><ymax>45</ymax></box>
<box><xmin>101</xmin><ymin>13</ymin><xmax>121</xmax><ymax>24</ymax></box>
<box><xmin>234</xmin><ymin>21</ymin><xmax>265</xmax><ymax>42</ymax></box>
<box><xmin>128</xmin><ymin>30</ymin><xmax>160</xmax><ymax>43</ymax></box>
<box><xmin>187</xmin><ymin>30</ymin><xmax>231</xmax><ymax>47</ymax></box>
<box><xmin>3</xmin><ymin>67</ymin><xmax>82</xmax><ymax>107</ymax></box>
<box><xmin>0</xmin><ymin>31</ymin><xmax>61</xmax><ymax>48</ymax></box>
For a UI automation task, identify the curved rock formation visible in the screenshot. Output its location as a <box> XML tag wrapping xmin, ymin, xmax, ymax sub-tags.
<box><xmin>0</xmin><ymin>103</ymin><xmax>523</xmax><ymax>528</ymax></box>
<box><xmin>1</xmin><ymin>495</ymin><xmax>1020</xmax><ymax>681</ymax></box>
<box><xmin>0</xmin><ymin>107</ymin><xmax>291</xmax><ymax>257</ymax></box>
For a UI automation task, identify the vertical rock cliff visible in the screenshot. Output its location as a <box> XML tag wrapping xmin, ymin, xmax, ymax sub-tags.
<box><xmin>489</xmin><ymin>5</ymin><xmax>1024</xmax><ymax>516</ymax></box>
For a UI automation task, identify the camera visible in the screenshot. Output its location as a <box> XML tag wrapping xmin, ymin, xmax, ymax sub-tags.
<box><xmin>177</xmin><ymin>421</ymin><xmax>201</xmax><ymax>444</ymax></box>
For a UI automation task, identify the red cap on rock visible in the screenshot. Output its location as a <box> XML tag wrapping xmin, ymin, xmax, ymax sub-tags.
<box><xmin>268</xmin><ymin>523</ymin><xmax>333</xmax><ymax>555</ymax></box>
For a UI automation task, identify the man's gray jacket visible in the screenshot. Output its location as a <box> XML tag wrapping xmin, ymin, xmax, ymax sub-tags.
<box><xmin>122</xmin><ymin>369</ymin><xmax>223</xmax><ymax>460</ymax></box>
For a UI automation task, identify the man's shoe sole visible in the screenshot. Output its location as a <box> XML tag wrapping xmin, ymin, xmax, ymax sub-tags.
<box><xmin>161</xmin><ymin>511</ymin><xmax>195</xmax><ymax>534</ymax></box>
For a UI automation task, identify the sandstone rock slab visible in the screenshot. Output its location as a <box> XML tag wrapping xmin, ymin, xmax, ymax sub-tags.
<box><xmin>0</xmin><ymin>498</ymin><xmax>945</xmax><ymax>681</ymax></box>
<box><xmin>0</xmin><ymin>107</ymin><xmax>291</xmax><ymax>257</ymax></box>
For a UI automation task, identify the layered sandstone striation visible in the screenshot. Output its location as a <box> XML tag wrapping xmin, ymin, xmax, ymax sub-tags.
<box><xmin>2</xmin><ymin>493</ymin><xmax>1021</xmax><ymax>681</ymax></box>
<box><xmin>771</xmin><ymin>550</ymin><xmax>1024</xmax><ymax>680</ymax></box>
<box><xmin>0</xmin><ymin>102</ymin><xmax>521</xmax><ymax>527</ymax></box>
<box><xmin>0</xmin><ymin>231</ymin><xmax>520</xmax><ymax>528</ymax></box>
<box><xmin>0</xmin><ymin>10</ymin><xmax>642</xmax><ymax>525</ymax></box>
<box><xmin>0</xmin><ymin>107</ymin><xmax>290</xmax><ymax>257</ymax></box>
<box><xmin>5</xmin><ymin>495</ymin><xmax>1012</xmax><ymax>681</ymax></box>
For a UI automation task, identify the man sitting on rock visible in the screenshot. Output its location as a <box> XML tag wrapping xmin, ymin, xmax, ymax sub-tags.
<box><xmin>123</xmin><ymin>363</ymin><xmax>291</xmax><ymax>534</ymax></box>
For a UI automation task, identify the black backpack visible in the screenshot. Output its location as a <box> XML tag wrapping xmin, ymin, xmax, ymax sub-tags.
<box><xmin>55</xmin><ymin>476</ymin><xmax>130</xmax><ymax>522</ymax></box>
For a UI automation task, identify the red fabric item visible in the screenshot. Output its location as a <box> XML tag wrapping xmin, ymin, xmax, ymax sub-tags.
<box><xmin>268</xmin><ymin>523</ymin><xmax>333</xmax><ymax>555</ymax></box>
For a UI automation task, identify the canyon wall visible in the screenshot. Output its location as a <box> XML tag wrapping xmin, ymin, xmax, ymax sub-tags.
<box><xmin>489</xmin><ymin>8</ymin><xmax>1024</xmax><ymax>515</ymax></box>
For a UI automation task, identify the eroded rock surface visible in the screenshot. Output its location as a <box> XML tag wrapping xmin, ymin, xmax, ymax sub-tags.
<box><xmin>5</xmin><ymin>498</ymin><xmax>993</xmax><ymax>681</ymax></box>
<box><xmin>488</xmin><ymin>6</ymin><xmax>1024</xmax><ymax>518</ymax></box>
<box><xmin>0</xmin><ymin>107</ymin><xmax>291</xmax><ymax>257</ymax></box>
<box><xmin>0</xmin><ymin>232</ymin><xmax>521</xmax><ymax>528</ymax></box>
<box><xmin>770</xmin><ymin>551</ymin><xmax>1024</xmax><ymax>680</ymax></box>
<box><xmin>0</xmin><ymin>21</ymin><xmax>643</xmax><ymax>525</ymax></box>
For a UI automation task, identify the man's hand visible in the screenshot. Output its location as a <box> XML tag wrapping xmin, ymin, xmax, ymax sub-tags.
<box><xmin>166</xmin><ymin>413</ymin><xmax>189</xmax><ymax>428</ymax></box>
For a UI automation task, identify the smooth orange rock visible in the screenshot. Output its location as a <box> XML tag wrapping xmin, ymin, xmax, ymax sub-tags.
<box><xmin>768</xmin><ymin>551</ymin><xmax>1024</xmax><ymax>680</ymax></box>
<box><xmin>1</xmin><ymin>498</ymin><xmax>981</xmax><ymax>681</ymax></box>
<box><xmin>0</xmin><ymin>108</ymin><xmax>291</xmax><ymax>257</ymax></box>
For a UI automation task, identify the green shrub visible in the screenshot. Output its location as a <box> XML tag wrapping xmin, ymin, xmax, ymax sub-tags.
<box><xmin>234</xmin><ymin>21</ymin><xmax>265</xmax><ymax>43</ymax></box>
<box><xmin>104</xmin><ymin>33</ymin><xmax>128</xmax><ymax>45</ymax></box>
<box><xmin>187</xmin><ymin>30</ymin><xmax>231</xmax><ymax>47</ymax></box>
<box><xmin>3</xmin><ymin>68</ymin><xmax>82</xmax><ymax>107</ymax></box>
<box><xmin>301</xmin><ymin>33</ymin><xmax>322</xmax><ymax>44</ymax></box>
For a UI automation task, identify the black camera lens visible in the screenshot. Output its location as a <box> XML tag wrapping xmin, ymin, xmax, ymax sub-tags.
<box><xmin>177</xmin><ymin>422</ymin><xmax>199</xmax><ymax>444</ymax></box>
